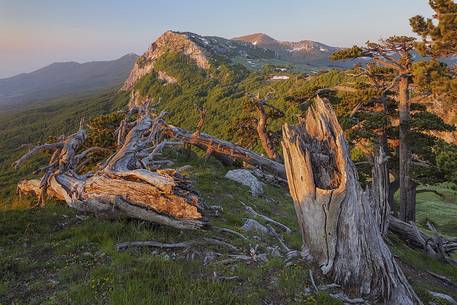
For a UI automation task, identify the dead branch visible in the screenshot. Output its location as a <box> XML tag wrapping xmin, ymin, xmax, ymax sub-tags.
<box><xmin>162</xmin><ymin>123</ymin><xmax>286</xmax><ymax>178</ymax></box>
<box><xmin>116</xmin><ymin>237</ymin><xmax>239</xmax><ymax>252</ymax></box>
<box><xmin>15</xmin><ymin>106</ymin><xmax>206</xmax><ymax>230</ymax></box>
<box><xmin>13</xmin><ymin>143</ymin><xmax>64</xmax><ymax>169</ymax></box>
<box><xmin>193</xmin><ymin>105</ymin><xmax>207</xmax><ymax>137</ymax></box>
<box><xmin>213</xmin><ymin>226</ymin><xmax>248</xmax><ymax>241</ymax></box>
<box><xmin>239</xmin><ymin>201</ymin><xmax>291</xmax><ymax>233</ymax></box>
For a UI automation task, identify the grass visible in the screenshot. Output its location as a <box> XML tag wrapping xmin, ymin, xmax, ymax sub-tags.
<box><xmin>0</xmin><ymin>153</ymin><xmax>344</xmax><ymax>305</ymax></box>
<box><xmin>415</xmin><ymin>183</ymin><xmax>457</xmax><ymax>235</ymax></box>
<box><xmin>0</xmin><ymin>75</ymin><xmax>456</xmax><ymax>304</ymax></box>
<box><xmin>2</xmin><ymin>149</ymin><xmax>456</xmax><ymax>304</ymax></box>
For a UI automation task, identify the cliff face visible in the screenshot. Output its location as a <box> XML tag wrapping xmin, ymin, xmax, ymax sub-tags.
<box><xmin>121</xmin><ymin>31</ymin><xmax>211</xmax><ymax>91</ymax></box>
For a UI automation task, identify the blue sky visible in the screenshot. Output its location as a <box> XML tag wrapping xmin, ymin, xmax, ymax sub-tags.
<box><xmin>0</xmin><ymin>0</ymin><xmax>432</xmax><ymax>78</ymax></box>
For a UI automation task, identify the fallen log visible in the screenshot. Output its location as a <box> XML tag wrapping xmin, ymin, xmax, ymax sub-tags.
<box><xmin>116</xmin><ymin>237</ymin><xmax>238</xmax><ymax>252</ymax></box>
<box><xmin>389</xmin><ymin>216</ymin><xmax>457</xmax><ymax>264</ymax></box>
<box><xmin>15</xmin><ymin>104</ymin><xmax>206</xmax><ymax>230</ymax></box>
<box><xmin>161</xmin><ymin>123</ymin><xmax>286</xmax><ymax>179</ymax></box>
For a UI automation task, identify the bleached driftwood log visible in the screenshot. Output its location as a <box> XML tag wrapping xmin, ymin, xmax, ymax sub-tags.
<box><xmin>281</xmin><ymin>97</ymin><xmax>422</xmax><ymax>304</ymax></box>
<box><xmin>15</xmin><ymin>105</ymin><xmax>205</xmax><ymax>230</ymax></box>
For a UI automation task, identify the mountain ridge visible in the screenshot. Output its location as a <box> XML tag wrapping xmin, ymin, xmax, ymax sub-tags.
<box><xmin>233</xmin><ymin>32</ymin><xmax>340</xmax><ymax>65</ymax></box>
<box><xmin>122</xmin><ymin>30</ymin><xmax>344</xmax><ymax>92</ymax></box>
<box><xmin>0</xmin><ymin>54</ymin><xmax>138</xmax><ymax>108</ymax></box>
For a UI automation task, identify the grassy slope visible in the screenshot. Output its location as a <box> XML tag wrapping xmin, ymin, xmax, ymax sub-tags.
<box><xmin>0</xmin><ymin>87</ymin><xmax>129</xmax><ymax>205</ymax></box>
<box><xmin>1</xmin><ymin>152</ymin><xmax>456</xmax><ymax>305</ymax></box>
<box><xmin>0</xmin><ymin>154</ymin><xmax>341</xmax><ymax>305</ymax></box>
<box><xmin>416</xmin><ymin>184</ymin><xmax>457</xmax><ymax>235</ymax></box>
<box><xmin>0</xmin><ymin>77</ymin><xmax>456</xmax><ymax>304</ymax></box>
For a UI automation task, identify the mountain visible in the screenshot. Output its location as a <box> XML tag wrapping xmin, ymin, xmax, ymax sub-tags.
<box><xmin>0</xmin><ymin>54</ymin><xmax>138</xmax><ymax>108</ymax></box>
<box><xmin>233</xmin><ymin>33</ymin><xmax>344</xmax><ymax>67</ymax></box>
<box><xmin>122</xmin><ymin>31</ymin><xmax>276</xmax><ymax>91</ymax></box>
<box><xmin>123</xmin><ymin>31</ymin><xmax>351</xmax><ymax>92</ymax></box>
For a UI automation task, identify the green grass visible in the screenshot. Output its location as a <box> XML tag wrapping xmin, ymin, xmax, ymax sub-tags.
<box><xmin>0</xmin><ymin>60</ymin><xmax>456</xmax><ymax>304</ymax></box>
<box><xmin>391</xmin><ymin>235</ymin><xmax>457</xmax><ymax>304</ymax></box>
<box><xmin>2</xmin><ymin>148</ymin><xmax>456</xmax><ymax>304</ymax></box>
<box><xmin>0</xmin><ymin>153</ymin><xmax>344</xmax><ymax>305</ymax></box>
<box><xmin>415</xmin><ymin>184</ymin><xmax>457</xmax><ymax>235</ymax></box>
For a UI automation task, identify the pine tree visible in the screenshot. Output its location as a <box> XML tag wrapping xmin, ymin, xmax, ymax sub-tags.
<box><xmin>410</xmin><ymin>0</ymin><xmax>457</xmax><ymax>57</ymax></box>
<box><xmin>332</xmin><ymin>36</ymin><xmax>417</xmax><ymax>222</ymax></box>
<box><xmin>336</xmin><ymin>63</ymin><xmax>455</xmax><ymax>218</ymax></box>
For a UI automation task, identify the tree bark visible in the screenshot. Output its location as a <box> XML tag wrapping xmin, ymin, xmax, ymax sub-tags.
<box><xmin>281</xmin><ymin>96</ymin><xmax>421</xmax><ymax>304</ymax></box>
<box><xmin>389</xmin><ymin>178</ymin><xmax>400</xmax><ymax>216</ymax></box>
<box><xmin>255</xmin><ymin>101</ymin><xmax>279</xmax><ymax>160</ymax></box>
<box><xmin>399</xmin><ymin>74</ymin><xmax>414</xmax><ymax>222</ymax></box>
<box><xmin>372</xmin><ymin>146</ymin><xmax>391</xmax><ymax>237</ymax></box>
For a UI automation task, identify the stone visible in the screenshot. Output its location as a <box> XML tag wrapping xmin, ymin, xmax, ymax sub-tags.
<box><xmin>224</xmin><ymin>169</ymin><xmax>264</xmax><ymax>196</ymax></box>
<box><xmin>241</xmin><ymin>219</ymin><xmax>269</xmax><ymax>235</ymax></box>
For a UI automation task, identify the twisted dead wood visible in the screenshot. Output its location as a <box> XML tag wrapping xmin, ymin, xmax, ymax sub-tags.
<box><xmin>281</xmin><ymin>96</ymin><xmax>422</xmax><ymax>304</ymax></box>
<box><xmin>15</xmin><ymin>106</ymin><xmax>205</xmax><ymax>230</ymax></box>
<box><xmin>159</xmin><ymin>114</ymin><xmax>457</xmax><ymax>262</ymax></box>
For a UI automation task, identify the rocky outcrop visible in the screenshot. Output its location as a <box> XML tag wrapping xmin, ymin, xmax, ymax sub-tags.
<box><xmin>241</xmin><ymin>219</ymin><xmax>269</xmax><ymax>235</ymax></box>
<box><xmin>224</xmin><ymin>169</ymin><xmax>264</xmax><ymax>196</ymax></box>
<box><xmin>121</xmin><ymin>30</ymin><xmax>279</xmax><ymax>93</ymax></box>
<box><xmin>157</xmin><ymin>71</ymin><xmax>177</xmax><ymax>85</ymax></box>
<box><xmin>121</xmin><ymin>31</ymin><xmax>211</xmax><ymax>91</ymax></box>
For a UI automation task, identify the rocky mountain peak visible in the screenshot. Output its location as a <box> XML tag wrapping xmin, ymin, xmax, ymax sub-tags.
<box><xmin>121</xmin><ymin>31</ymin><xmax>277</xmax><ymax>91</ymax></box>
<box><xmin>121</xmin><ymin>31</ymin><xmax>211</xmax><ymax>91</ymax></box>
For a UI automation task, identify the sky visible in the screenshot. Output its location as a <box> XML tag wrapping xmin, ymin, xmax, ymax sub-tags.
<box><xmin>0</xmin><ymin>0</ymin><xmax>433</xmax><ymax>78</ymax></box>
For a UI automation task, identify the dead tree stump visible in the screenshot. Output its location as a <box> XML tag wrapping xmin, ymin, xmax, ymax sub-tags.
<box><xmin>281</xmin><ymin>96</ymin><xmax>422</xmax><ymax>304</ymax></box>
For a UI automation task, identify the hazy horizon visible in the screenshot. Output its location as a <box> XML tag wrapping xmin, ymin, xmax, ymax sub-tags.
<box><xmin>0</xmin><ymin>0</ymin><xmax>432</xmax><ymax>78</ymax></box>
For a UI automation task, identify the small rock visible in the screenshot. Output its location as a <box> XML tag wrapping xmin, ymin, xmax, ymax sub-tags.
<box><xmin>267</xmin><ymin>246</ymin><xmax>282</xmax><ymax>257</ymax></box>
<box><xmin>203</xmin><ymin>251</ymin><xmax>218</xmax><ymax>265</ymax></box>
<box><xmin>429</xmin><ymin>291</ymin><xmax>457</xmax><ymax>305</ymax></box>
<box><xmin>224</xmin><ymin>169</ymin><xmax>264</xmax><ymax>196</ymax></box>
<box><xmin>241</xmin><ymin>219</ymin><xmax>269</xmax><ymax>235</ymax></box>
<box><xmin>75</xmin><ymin>214</ymin><xmax>89</xmax><ymax>221</ymax></box>
<box><xmin>176</xmin><ymin>165</ymin><xmax>193</xmax><ymax>175</ymax></box>
<box><xmin>209</xmin><ymin>205</ymin><xmax>224</xmax><ymax>216</ymax></box>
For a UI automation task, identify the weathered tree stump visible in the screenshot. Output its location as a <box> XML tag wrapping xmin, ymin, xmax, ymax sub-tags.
<box><xmin>281</xmin><ymin>96</ymin><xmax>422</xmax><ymax>304</ymax></box>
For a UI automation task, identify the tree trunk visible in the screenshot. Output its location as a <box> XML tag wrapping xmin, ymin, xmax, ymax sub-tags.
<box><xmin>372</xmin><ymin>146</ymin><xmax>390</xmax><ymax>237</ymax></box>
<box><xmin>398</xmin><ymin>74</ymin><xmax>414</xmax><ymax>222</ymax></box>
<box><xmin>406</xmin><ymin>181</ymin><xmax>417</xmax><ymax>223</ymax></box>
<box><xmin>281</xmin><ymin>96</ymin><xmax>421</xmax><ymax>304</ymax></box>
<box><xmin>389</xmin><ymin>178</ymin><xmax>400</xmax><ymax>216</ymax></box>
<box><xmin>255</xmin><ymin>101</ymin><xmax>279</xmax><ymax>160</ymax></box>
